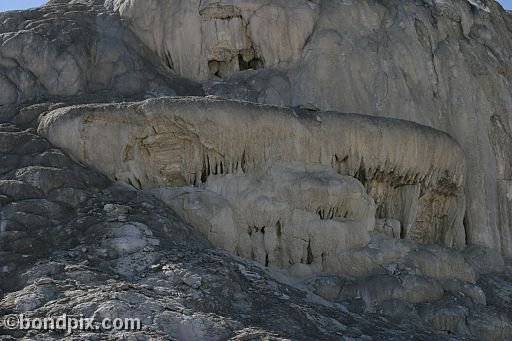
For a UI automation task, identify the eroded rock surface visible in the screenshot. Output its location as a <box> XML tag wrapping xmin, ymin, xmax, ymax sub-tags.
<box><xmin>0</xmin><ymin>121</ymin><xmax>482</xmax><ymax>341</ymax></box>
<box><xmin>107</xmin><ymin>0</ymin><xmax>319</xmax><ymax>80</ymax></box>
<box><xmin>101</xmin><ymin>0</ymin><xmax>512</xmax><ymax>257</ymax></box>
<box><xmin>1</xmin><ymin>0</ymin><xmax>512</xmax><ymax>340</ymax></box>
<box><xmin>38</xmin><ymin>97</ymin><xmax>467</xmax><ymax>253</ymax></box>
<box><xmin>0</xmin><ymin>0</ymin><xmax>201</xmax><ymax>106</ymax></box>
<box><xmin>151</xmin><ymin>161</ymin><xmax>376</xmax><ymax>277</ymax></box>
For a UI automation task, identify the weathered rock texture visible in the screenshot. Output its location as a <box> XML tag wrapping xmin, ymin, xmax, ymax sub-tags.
<box><xmin>151</xmin><ymin>161</ymin><xmax>377</xmax><ymax>278</ymax></box>
<box><xmin>2</xmin><ymin>0</ymin><xmax>512</xmax><ymax>255</ymax></box>
<box><xmin>1</xmin><ymin>118</ymin><xmax>511</xmax><ymax>341</ymax></box>
<box><xmin>38</xmin><ymin>97</ymin><xmax>466</xmax><ymax>255</ymax></box>
<box><xmin>0</xmin><ymin>0</ymin><xmax>200</xmax><ymax>106</ymax></box>
<box><xmin>105</xmin><ymin>0</ymin><xmax>512</xmax><ymax>257</ymax></box>
<box><xmin>2</xmin><ymin>0</ymin><xmax>512</xmax><ymax>340</ymax></box>
<box><xmin>107</xmin><ymin>0</ymin><xmax>319</xmax><ymax>80</ymax></box>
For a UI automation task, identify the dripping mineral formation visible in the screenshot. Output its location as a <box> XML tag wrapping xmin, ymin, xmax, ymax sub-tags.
<box><xmin>38</xmin><ymin>97</ymin><xmax>467</xmax><ymax>274</ymax></box>
<box><xmin>2</xmin><ymin>0</ymin><xmax>512</xmax><ymax>340</ymax></box>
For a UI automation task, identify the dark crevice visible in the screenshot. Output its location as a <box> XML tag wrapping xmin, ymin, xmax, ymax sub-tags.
<box><xmin>134</xmin><ymin>176</ymin><xmax>142</xmax><ymax>189</ymax></box>
<box><xmin>127</xmin><ymin>178</ymin><xmax>135</xmax><ymax>188</ymax></box>
<box><xmin>306</xmin><ymin>239</ymin><xmax>313</xmax><ymax>265</ymax></box>
<box><xmin>400</xmin><ymin>220</ymin><xmax>406</xmax><ymax>239</ymax></box>
<box><xmin>164</xmin><ymin>50</ymin><xmax>174</xmax><ymax>70</ymax></box>
<box><xmin>207</xmin><ymin>155</ymin><xmax>211</xmax><ymax>177</ymax></box>
<box><xmin>400</xmin><ymin>226</ymin><xmax>406</xmax><ymax>239</ymax></box>
<box><xmin>238</xmin><ymin>54</ymin><xmax>263</xmax><ymax>71</ymax></box>
<box><xmin>241</xmin><ymin>150</ymin><xmax>247</xmax><ymax>173</ymax></box>
<box><xmin>355</xmin><ymin>158</ymin><xmax>367</xmax><ymax>185</ymax></box>
<box><xmin>463</xmin><ymin>214</ymin><xmax>469</xmax><ymax>245</ymax></box>
<box><xmin>208</xmin><ymin>51</ymin><xmax>264</xmax><ymax>79</ymax></box>
<box><xmin>201</xmin><ymin>158</ymin><xmax>208</xmax><ymax>183</ymax></box>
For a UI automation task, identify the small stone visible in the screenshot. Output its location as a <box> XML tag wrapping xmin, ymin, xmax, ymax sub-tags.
<box><xmin>103</xmin><ymin>204</ymin><xmax>131</xmax><ymax>215</ymax></box>
<box><xmin>96</xmin><ymin>248</ymin><xmax>108</xmax><ymax>257</ymax></box>
<box><xmin>142</xmin><ymin>202</ymin><xmax>154</xmax><ymax>209</ymax></box>
<box><xmin>36</xmin><ymin>278</ymin><xmax>53</xmax><ymax>285</ymax></box>
<box><xmin>276</xmin><ymin>292</ymin><xmax>290</xmax><ymax>300</ymax></box>
<box><xmin>183</xmin><ymin>273</ymin><xmax>202</xmax><ymax>289</ymax></box>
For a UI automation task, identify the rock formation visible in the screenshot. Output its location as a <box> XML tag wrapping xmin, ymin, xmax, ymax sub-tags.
<box><xmin>38</xmin><ymin>97</ymin><xmax>467</xmax><ymax>274</ymax></box>
<box><xmin>107</xmin><ymin>0</ymin><xmax>512</xmax><ymax>257</ymax></box>
<box><xmin>0</xmin><ymin>0</ymin><xmax>200</xmax><ymax>106</ymax></box>
<box><xmin>1</xmin><ymin>0</ymin><xmax>512</xmax><ymax>340</ymax></box>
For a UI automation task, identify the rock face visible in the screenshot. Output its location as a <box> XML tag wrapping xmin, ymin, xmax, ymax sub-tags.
<box><xmin>0</xmin><ymin>0</ymin><xmax>200</xmax><ymax>106</ymax></box>
<box><xmin>2</xmin><ymin>0</ymin><xmax>512</xmax><ymax>340</ymax></box>
<box><xmin>106</xmin><ymin>0</ymin><xmax>512</xmax><ymax>257</ymax></box>
<box><xmin>38</xmin><ymin>97</ymin><xmax>466</xmax><ymax>253</ymax></box>
<box><xmin>107</xmin><ymin>0</ymin><xmax>319</xmax><ymax>80</ymax></box>
<box><xmin>151</xmin><ymin>161</ymin><xmax>377</xmax><ymax>277</ymax></box>
<box><xmin>3</xmin><ymin>0</ymin><xmax>512</xmax><ymax>255</ymax></box>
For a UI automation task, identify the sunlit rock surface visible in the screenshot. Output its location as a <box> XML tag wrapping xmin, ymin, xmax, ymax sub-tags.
<box><xmin>105</xmin><ymin>0</ymin><xmax>512</xmax><ymax>256</ymax></box>
<box><xmin>1</xmin><ymin>0</ymin><xmax>512</xmax><ymax>339</ymax></box>
<box><xmin>38</xmin><ymin>97</ymin><xmax>466</xmax><ymax>251</ymax></box>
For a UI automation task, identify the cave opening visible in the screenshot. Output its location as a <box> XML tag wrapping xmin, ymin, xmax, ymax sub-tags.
<box><xmin>238</xmin><ymin>54</ymin><xmax>263</xmax><ymax>71</ymax></box>
<box><xmin>208</xmin><ymin>60</ymin><xmax>223</xmax><ymax>78</ymax></box>
<box><xmin>208</xmin><ymin>51</ymin><xmax>264</xmax><ymax>78</ymax></box>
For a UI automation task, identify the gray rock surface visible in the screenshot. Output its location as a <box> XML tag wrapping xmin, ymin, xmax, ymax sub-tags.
<box><xmin>0</xmin><ymin>0</ymin><xmax>201</xmax><ymax>106</ymax></box>
<box><xmin>1</xmin><ymin>0</ymin><xmax>512</xmax><ymax>340</ymax></box>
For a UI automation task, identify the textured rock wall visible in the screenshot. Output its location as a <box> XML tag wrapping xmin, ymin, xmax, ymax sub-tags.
<box><xmin>108</xmin><ymin>0</ymin><xmax>512</xmax><ymax>255</ymax></box>
<box><xmin>0</xmin><ymin>1</ymin><xmax>200</xmax><ymax>105</ymax></box>
<box><xmin>107</xmin><ymin>0</ymin><xmax>319</xmax><ymax>80</ymax></box>
<box><xmin>3</xmin><ymin>0</ymin><xmax>511</xmax><ymax>255</ymax></box>
<box><xmin>4</xmin><ymin>2</ymin><xmax>512</xmax><ymax>339</ymax></box>
<box><xmin>289</xmin><ymin>0</ymin><xmax>512</xmax><ymax>256</ymax></box>
<box><xmin>38</xmin><ymin>97</ymin><xmax>467</xmax><ymax>256</ymax></box>
<box><xmin>151</xmin><ymin>162</ymin><xmax>377</xmax><ymax>277</ymax></box>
